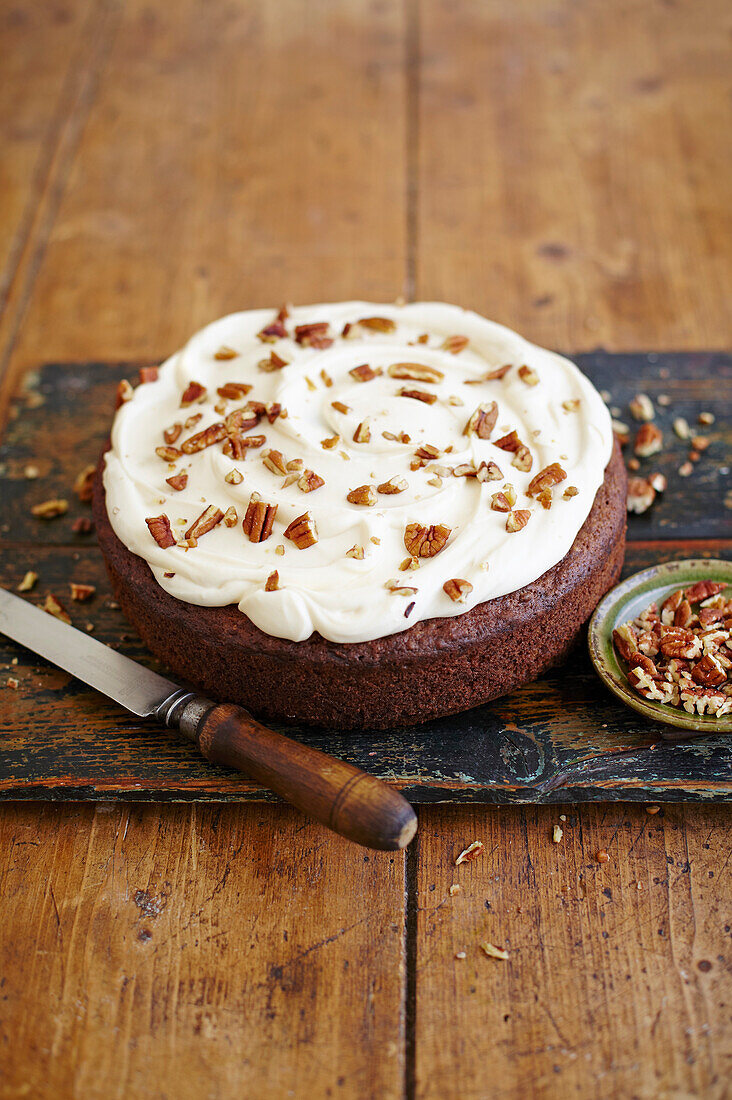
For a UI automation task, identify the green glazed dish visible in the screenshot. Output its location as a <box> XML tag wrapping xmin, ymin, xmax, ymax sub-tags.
<box><xmin>588</xmin><ymin>558</ymin><xmax>732</xmax><ymax>734</ymax></box>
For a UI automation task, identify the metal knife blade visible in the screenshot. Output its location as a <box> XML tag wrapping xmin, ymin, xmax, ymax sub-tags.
<box><xmin>0</xmin><ymin>586</ymin><xmax>184</xmax><ymax>718</ymax></box>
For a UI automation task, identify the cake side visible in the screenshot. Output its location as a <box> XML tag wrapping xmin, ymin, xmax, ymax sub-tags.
<box><xmin>93</xmin><ymin>442</ymin><xmax>626</xmax><ymax>729</ymax></box>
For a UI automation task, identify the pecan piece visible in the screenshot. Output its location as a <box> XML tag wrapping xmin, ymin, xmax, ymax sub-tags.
<box><xmin>257</xmin><ymin>307</ymin><xmax>289</xmax><ymax>342</ymax></box>
<box><xmin>629</xmin><ymin>393</ymin><xmax>654</xmax><ymax>421</ymax></box>
<box><xmin>70</xmin><ymin>583</ymin><xmax>96</xmax><ymax>602</ymax></box>
<box><xmin>262</xmin><ymin>449</ymin><xmax>288</xmax><ymax>475</ymax></box>
<box><xmin>506</xmin><ymin>510</ymin><xmax>531</xmax><ymax>532</ymax></box>
<box><xmin>388</xmin><ymin>362</ymin><xmax>444</xmax><ymax>384</ymax></box>
<box><xmin>222</xmin><ymin>507</ymin><xmax>238</xmax><ymax>527</ymax></box>
<box><xmin>225</xmin><ymin>406</ymin><xmax>263</xmax><ymax>433</ymax></box>
<box><xmin>283</xmin><ymin>512</ymin><xmax>318</xmax><ymax>549</ymax></box>
<box><xmin>692</xmin><ymin>653</ymin><xmax>727</xmax><ymax>687</ymax></box>
<box><xmin>464</xmin><ymin>402</ymin><xmax>498</xmax><ymax>440</ymax></box>
<box><xmin>321</xmin><ymin>434</ymin><xmax>340</xmax><ymax>450</ymax></box>
<box><xmin>347</xmin><ymin>484</ymin><xmax>377</xmax><ymax>506</ymax></box>
<box><xmin>180</xmin><ymin>381</ymin><xmax>207</xmax><ymax>406</ymax></box>
<box><xmin>17</xmin><ymin>571</ymin><xmax>38</xmax><ymax>592</ymax></box>
<box><xmin>138</xmin><ymin>366</ymin><xmax>159</xmax><ymax>384</ymax></box>
<box><xmin>613</xmin><ymin>624</ymin><xmax>638</xmax><ymax>661</ymax></box>
<box><xmin>475</xmin><ymin>461</ymin><xmax>503</xmax><ymax>482</ymax></box>
<box><xmin>659</xmin><ymin>628</ymin><xmax>702</xmax><ymax>660</ymax></box>
<box><xmin>163</xmin><ymin>423</ymin><xmax>183</xmax><ymax>445</ymax></box>
<box><xmin>214</xmin><ymin>345</ymin><xmax>238</xmax><ymax>360</ymax></box>
<box><xmin>441</xmin><ymin>335</ymin><xmax>469</xmax><ymax>354</ymax></box>
<box><xmin>74</xmin><ymin>464</ymin><xmax>97</xmax><ymax>503</ymax></box>
<box><xmin>242</xmin><ymin>494</ymin><xmax>278</xmax><ymax>543</ymax></box>
<box><xmin>258</xmin><ymin>350</ymin><xmax>289</xmax><ymax>372</ymax></box>
<box><xmin>490</xmin><ymin>491</ymin><xmax>513</xmax><ymax>512</ymax></box>
<box><xmin>346</xmin><ymin>545</ymin><xmax>365</xmax><ymax>559</ymax></box>
<box><xmin>31</xmin><ymin>499</ymin><xmax>68</xmax><ymax>519</ymax></box>
<box><xmin>353</xmin><ymin>420</ymin><xmax>371</xmax><ymax>443</ymax></box>
<box><xmin>634</xmin><ymin>423</ymin><xmax>663</xmax><ymax>457</ymax></box>
<box><xmin>185</xmin><ymin>505</ymin><xmax>224</xmax><ymax>540</ymax></box>
<box><xmin>350</xmin><ymin>363</ymin><xmax>381</xmax><ymax>382</ymax></box>
<box><xmin>146</xmin><ymin>514</ymin><xmax>176</xmax><ymax>548</ymax></box>
<box><xmin>224</xmin><ymin>469</ymin><xmax>243</xmax><ymax>485</ymax></box>
<box><xmin>166</xmin><ymin>473</ymin><xmax>188</xmax><ymax>491</ymax></box>
<box><xmin>265</xmin><ymin>570</ymin><xmax>280</xmax><ymax>591</ymax></box>
<box><xmin>684</xmin><ymin>581</ymin><xmax>726</xmax><ymax>603</ymax></box>
<box><xmin>115</xmin><ymin>379</ymin><xmax>134</xmax><ymax>408</ymax></box>
<box><xmin>294</xmin><ymin>322</ymin><xmax>333</xmax><ymax>349</ymax></box>
<box><xmin>72</xmin><ymin>517</ymin><xmax>94</xmax><ymax>535</ymax></box>
<box><xmin>42</xmin><ymin>594</ymin><xmax>71</xmax><ymax>625</ymax></box>
<box><xmin>404</xmin><ymin>522</ymin><xmax>451</xmax><ymax>557</ymax></box>
<box><xmin>527</xmin><ymin>463</ymin><xmax>567</xmax><ymax>497</ymax></box>
<box><xmin>357</xmin><ymin>316</ymin><xmax>396</xmax><ymax>333</ymax></box>
<box><xmin>518</xmin><ymin>364</ymin><xmax>539</xmax><ymax>386</ymax></box>
<box><xmin>298</xmin><ymin>469</ymin><xmax>325</xmax><ymax>493</ymax></box>
<box><xmin>223</xmin><ymin>434</ymin><xmax>266</xmax><ymax>457</ymax></box>
<box><xmin>156</xmin><ymin>446</ymin><xmax>182</xmax><ymax>462</ymax></box>
<box><xmin>443</xmin><ymin>578</ymin><xmax>473</xmax><ymax>603</ymax></box>
<box><xmin>331</xmin><ymin>400</ymin><xmax>351</xmax><ymax>414</ymax></box>
<box><xmin>216</xmin><ymin>382</ymin><xmax>252</xmax><ymax>400</ymax></box>
<box><xmin>181</xmin><ymin>422</ymin><xmax>227</xmax><ymax>454</ymax></box>
<box><xmin>399</xmin><ymin>387</ymin><xmax>437</xmax><ymax>404</ymax></box>
<box><xmin>378</xmin><ymin>477</ymin><xmax>408</xmax><ymax>495</ymax></box>
<box><xmin>626</xmin><ymin>476</ymin><xmax>656</xmax><ymax>514</ymax></box>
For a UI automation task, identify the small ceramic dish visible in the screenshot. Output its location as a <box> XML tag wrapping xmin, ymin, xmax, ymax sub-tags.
<box><xmin>588</xmin><ymin>558</ymin><xmax>732</xmax><ymax>734</ymax></box>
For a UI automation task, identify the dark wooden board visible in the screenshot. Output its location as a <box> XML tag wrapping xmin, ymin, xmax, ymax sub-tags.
<box><xmin>0</xmin><ymin>353</ymin><xmax>730</xmax><ymax>804</ymax></box>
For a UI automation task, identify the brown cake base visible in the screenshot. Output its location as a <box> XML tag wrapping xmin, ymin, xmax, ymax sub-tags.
<box><xmin>93</xmin><ymin>443</ymin><xmax>626</xmax><ymax>730</ymax></box>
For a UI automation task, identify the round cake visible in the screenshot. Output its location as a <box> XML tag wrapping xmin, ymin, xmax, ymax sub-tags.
<box><xmin>94</xmin><ymin>301</ymin><xmax>626</xmax><ymax>729</ymax></box>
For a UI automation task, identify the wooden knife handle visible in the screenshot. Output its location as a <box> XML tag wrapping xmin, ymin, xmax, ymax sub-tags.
<box><xmin>166</xmin><ymin>695</ymin><xmax>417</xmax><ymax>851</ymax></box>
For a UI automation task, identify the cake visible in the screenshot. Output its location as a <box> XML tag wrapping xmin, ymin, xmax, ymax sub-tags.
<box><xmin>94</xmin><ymin>301</ymin><xmax>626</xmax><ymax>729</ymax></box>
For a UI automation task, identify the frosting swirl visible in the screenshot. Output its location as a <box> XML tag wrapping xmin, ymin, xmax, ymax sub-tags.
<box><xmin>103</xmin><ymin>302</ymin><xmax>613</xmax><ymax>643</ymax></box>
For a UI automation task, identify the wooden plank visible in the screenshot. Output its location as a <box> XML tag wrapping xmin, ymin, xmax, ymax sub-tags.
<box><xmin>0</xmin><ymin>0</ymin><xmax>408</xmax><ymax>420</ymax></box>
<box><xmin>2</xmin><ymin>538</ymin><xmax>729</xmax><ymax>804</ymax></box>
<box><xmin>414</xmin><ymin>0</ymin><xmax>732</xmax><ymax>352</ymax></box>
<box><xmin>0</xmin><ymin>800</ymin><xmax>406</xmax><ymax>1098</ymax></box>
<box><xmin>412</xmin><ymin>801</ymin><xmax>731</xmax><ymax>1099</ymax></box>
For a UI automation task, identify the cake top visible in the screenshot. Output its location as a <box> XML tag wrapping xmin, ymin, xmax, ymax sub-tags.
<box><xmin>103</xmin><ymin>301</ymin><xmax>613</xmax><ymax>643</ymax></box>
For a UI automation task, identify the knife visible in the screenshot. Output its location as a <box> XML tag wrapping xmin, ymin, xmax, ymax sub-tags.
<box><xmin>0</xmin><ymin>587</ymin><xmax>417</xmax><ymax>850</ymax></box>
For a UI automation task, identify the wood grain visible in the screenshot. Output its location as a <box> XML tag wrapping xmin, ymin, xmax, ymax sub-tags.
<box><xmin>0</xmin><ymin>801</ymin><xmax>406</xmax><ymax>1098</ymax></box>
<box><xmin>412</xmin><ymin>802</ymin><xmax>731</xmax><ymax>1100</ymax></box>
<box><xmin>415</xmin><ymin>0</ymin><xmax>732</xmax><ymax>352</ymax></box>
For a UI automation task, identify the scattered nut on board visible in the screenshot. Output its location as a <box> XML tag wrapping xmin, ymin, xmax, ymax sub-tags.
<box><xmin>455</xmin><ymin>841</ymin><xmax>484</xmax><ymax>865</ymax></box>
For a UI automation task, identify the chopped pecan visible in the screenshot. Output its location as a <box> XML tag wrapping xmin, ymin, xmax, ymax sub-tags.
<box><xmin>74</xmin><ymin>464</ymin><xmax>97</xmax><ymax>503</ymax></box>
<box><xmin>490</xmin><ymin>491</ymin><xmax>513</xmax><ymax>512</ymax></box>
<box><xmin>353</xmin><ymin>420</ymin><xmax>371</xmax><ymax>443</ymax></box>
<box><xmin>674</xmin><ymin>599</ymin><xmax>693</xmax><ymax>628</ymax></box>
<box><xmin>493</xmin><ymin>430</ymin><xmax>522</xmax><ymax>452</ymax></box>
<box><xmin>399</xmin><ymin>387</ymin><xmax>437</xmax><ymax>404</ymax></box>
<box><xmin>629</xmin><ymin>393</ymin><xmax>655</xmax><ymax>421</ymax></box>
<box><xmin>506</xmin><ymin>509</ymin><xmax>531</xmax><ymax>532</ymax></box>
<box><xmin>691</xmin><ymin>653</ymin><xmax>727</xmax><ymax>687</ymax></box>
<box><xmin>388</xmin><ymin>362</ymin><xmax>444</xmax><ymax>384</ymax></box>
<box><xmin>146</xmin><ymin>514</ymin><xmax>176</xmax><ymax>548</ymax></box>
<box><xmin>115</xmin><ymin>379</ymin><xmax>134</xmax><ymax>408</ymax></box>
<box><xmin>320</xmin><ymin>369</ymin><xmax>333</xmax><ymax>388</ymax></box>
<box><xmin>258</xmin><ymin>350</ymin><xmax>289</xmax><ymax>372</ymax></box>
<box><xmin>404</xmin><ymin>522</ymin><xmax>451</xmax><ymax>557</ymax></box>
<box><xmin>262</xmin><ymin>449</ymin><xmax>288</xmax><ymax>475</ymax></box>
<box><xmin>634</xmin><ymin>423</ymin><xmax>663</xmax><ymax>457</ymax></box>
<box><xmin>214</xmin><ymin>345</ymin><xmax>238</xmax><ymax>360</ymax></box>
<box><xmin>223</xmin><ymin>434</ymin><xmax>266</xmax><ymax>457</ymax></box>
<box><xmin>331</xmin><ymin>400</ymin><xmax>351</xmax><ymax>414</ymax></box>
<box><xmin>294</xmin><ymin>322</ymin><xmax>333</xmax><ymax>349</ymax></box>
<box><xmin>613</xmin><ymin>623</ymin><xmax>639</xmax><ymax>661</ymax></box>
<box><xmin>659</xmin><ymin>628</ymin><xmax>702</xmax><ymax>660</ymax></box>
<box><xmin>455</xmin><ymin>840</ymin><xmax>484</xmax><ymax>864</ymax></box>
<box><xmin>138</xmin><ymin>366</ymin><xmax>159</xmax><ymax>384</ymax></box>
<box><xmin>181</xmin><ymin>381</ymin><xmax>207</xmax><ymax>406</ymax></box>
<box><xmin>452</xmin><ymin>464</ymin><xmax>477</xmax><ymax>477</ymax></box>
<box><xmin>684</xmin><ymin>581</ymin><xmax>726</xmax><ymax>603</ymax></box>
<box><xmin>626</xmin><ymin>476</ymin><xmax>656</xmax><ymax>514</ymax></box>
<box><xmin>378</xmin><ymin>477</ymin><xmax>408</xmax><ymax>495</ymax></box>
<box><xmin>164</xmin><ymin>423</ymin><xmax>183</xmax><ymax>445</ymax></box>
<box><xmin>72</xmin><ymin>517</ymin><xmax>94</xmax><ymax>535</ymax></box>
<box><xmin>475</xmin><ymin>461</ymin><xmax>503</xmax><ymax>482</ymax></box>
<box><xmin>225</xmin><ymin>468</ymin><xmax>243</xmax><ymax>484</ymax></box>
<box><xmin>185</xmin><ymin>505</ymin><xmax>224</xmax><ymax>540</ymax></box>
<box><xmin>156</xmin><ymin>445</ymin><xmax>182</xmax><ymax>462</ymax></box>
<box><xmin>443</xmin><ymin>578</ymin><xmax>473</xmax><ymax>603</ymax></box>
<box><xmin>225</xmin><ymin>406</ymin><xmax>262</xmax><ymax>434</ymax></box>
<box><xmin>414</xmin><ymin>444</ymin><xmax>441</xmax><ymax>462</ymax></box>
<box><xmin>321</xmin><ymin>434</ymin><xmax>340</xmax><ymax>449</ymax></box>
<box><xmin>257</xmin><ymin>308</ymin><xmax>289</xmax><ymax>342</ymax></box>
<box><xmin>298</xmin><ymin>469</ymin><xmax>325</xmax><ymax>493</ymax></box>
<box><xmin>265</xmin><ymin>570</ymin><xmax>280</xmax><ymax>591</ymax></box>
<box><xmin>222</xmin><ymin>507</ymin><xmax>238</xmax><ymax>527</ymax></box>
<box><xmin>283</xmin><ymin>512</ymin><xmax>318</xmax><ymax>549</ymax></box>
<box><xmin>217</xmin><ymin>382</ymin><xmax>252</xmax><ymax>400</ymax></box>
<box><xmin>346</xmin><ymin>545</ymin><xmax>364</xmax><ymax>559</ymax></box>
<box><xmin>511</xmin><ymin>445</ymin><xmax>533</xmax><ymax>472</ymax></box>
<box><xmin>527</xmin><ymin>463</ymin><xmax>566</xmax><ymax>497</ymax></box>
<box><xmin>562</xmin><ymin>399</ymin><xmax>581</xmax><ymax>412</ymax></box>
<box><xmin>648</xmin><ymin>472</ymin><xmax>667</xmax><ymax>493</ymax></box>
<box><xmin>536</xmin><ymin>489</ymin><xmax>553</xmax><ymax>509</ymax></box>
<box><xmin>441</xmin><ymin>335</ymin><xmax>469</xmax><ymax>354</ymax></box>
<box><xmin>464</xmin><ymin>402</ymin><xmax>498</xmax><ymax>439</ymax></box>
<box><xmin>357</xmin><ymin>316</ymin><xmax>397</xmax><ymax>332</ymax></box>
<box><xmin>518</xmin><ymin>364</ymin><xmax>539</xmax><ymax>386</ymax></box>
<box><xmin>17</xmin><ymin>571</ymin><xmax>38</xmax><ymax>592</ymax></box>
<box><xmin>181</xmin><ymin>422</ymin><xmax>227</xmax><ymax>454</ymax></box>
<box><xmin>242</xmin><ymin>494</ymin><xmax>278</xmax><ymax>542</ymax></box>
<box><xmin>42</xmin><ymin>594</ymin><xmax>71</xmax><ymax>625</ymax></box>
<box><xmin>184</xmin><ymin>412</ymin><xmax>203</xmax><ymax>430</ymax></box>
<box><xmin>563</xmin><ymin>486</ymin><xmax>579</xmax><ymax>498</ymax></box>
<box><xmin>350</xmin><ymin>363</ymin><xmax>381</xmax><ymax>382</ymax></box>
<box><xmin>70</xmin><ymin>583</ymin><xmax>96</xmax><ymax>603</ymax></box>
<box><xmin>31</xmin><ymin>499</ymin><xmax>68</xmax><ymax>519</ymax></box>
<box><xmin>385</xmin><ymin>579</ymin><xmax>418</xmax><ymax>596</ymax></box>
<box><xmin>166</xmin><ymin>472</ymin><xmax>188</xmax><ymax>491</ymax></box>
<box><xmin>347</xmin><ymin>484</ymin><xmax>377</xmax><ymax>506</ymax></box>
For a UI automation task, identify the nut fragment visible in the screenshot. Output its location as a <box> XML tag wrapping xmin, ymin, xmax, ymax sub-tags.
<box><xmin>357</xmin><ymin>316</ymin><xmax>397</xmax><ymax>333</ymax></box>
<box><xmin>17</xmin><ymin>571</ymin><xmax>38</xmax><ymax>592</ymax></box>
<box><xmin>562</xmin><ymin>399</ymin><xmax>581</xmax><ymax>412</ymax></box>
<box><xmin>353</xmin><ymin>421</ymin><xmax>371</xmax><ymax>444</ymax></box>
<box><xmin>216</xmin><ymin>382</ymin><xmax>252</xmax><ymax>400</ymax></box>
<box><xmin>331</xmin><ymin>400</ymin><xmax>351</xmax><ymax>414</ymax></box>
<box><xmin>629</xmin><ymin>393</ymin><xmax>655</xmax><ymax>421</ymax></box>
<box><xmin>634</xmin><ymin>423</ymin><xmax>663</xmax><ymax>457</ymax></box>
<box><xmin>298</xmin><ymin>469</ymin><xmax>325</xmax><ymax>493</ymax></box>
<box><xmin>350</xmin><ymin>363</ymin><xmax>381</xmax><ymax>382</ymax></box>
<box><xmin>627</xmin><ymin>476</ymin><xmax>656</xmax><ymax>514</ymax></box>
<box><xmin>399</xmin><ymin>387</ymin><xmax>437</xmax><ymax>404</ymax></box>
<box><xmin>475</xmin><ymin>461</ymin><xmax>503</xmax><ymax>482</ymax></box>
<box><xmin>72</xmin><ymin>517</ymin><xmax>94</xmax><ymax>535</ymax></box>
<box><xmin>180</xmin><ymin>381</ymin><xmax>207</xmax><ymax>406</ymax></box>
<box><xmin>506</xmin><ymin>510</ymin><xmax>531</xmax><ymax>532</ymax></box>
<box><xmin>74</xmin><ymin>465</ymin><xmax>97</xmax><ymax>503</ymax></box>
<box><xmin>257</xmin><ymin>308</ymin><xmax>289</xmax><ymax>342</ymax></box>
<box><xmin>156</xmin><ymin>445</ymin><xmax>182</xmax><ymax>462</ymax></box>
<box><xmin>480</xmin><ymin>941</ymin><xmax>509</xmax><ymax>961</ymax></box>
<box><xmin>673</xmin><ymin>417</ymin><xmax>690</xmax><ymax>440</ymax></box>
<box><xmin>164</xmin><ymin>423</ymin><xmax>182</xmax><ymax>445</ymax></box>
<box><xmin>527</xmin><ymin>463</ymin><xmax>566</xmax><ymax>497</ymax></box>
<box><xmin>387</xmin><ymin>362</ymin><xmax>444</xmax><ymax>384</ymax></box>
<box><xmin>70</xmin><ymin>583</ymin><xmax>96</xmax><ymax>602</ymax></box>
<box><xmin>346</xmin><ymin>545</ymin><xmax>365</xmax><ymax>559</ymax></box>
<box><xmin>262</xmin><ymin>449</ymin><xmax>288</xmax><ymax>475</ymax></box>
<box><xmin>258</xmin><ymin>350</ymin><xmax>289</xmax><ymax>372</ymax></box>
<box><xmin>41</xmin><ymin>594</ymin><xmax>71</xmax><ymax>625</ymax></box>
<box><xmin>166</xmin><ymin>473</ymin><xmax>188</xmax><ymax>491</ymax></box>
<box><xmin>225</xmin><ymin>469</ymin><xmax>243</xmax><ymax>485</ymax></box>
<box><xmin>443</xmin><ymin>578</ymin><xmax>473</xmax><ymax>603</ymax></box>
<box><xmin>214</xmin><ymin>345</ymin><xmax>238</xmax><ymax>360</ymax></box>
<box><xmin>265</xmin><ymin>570</ymin><xmax>280</xmax><ymax>591</ymax></box>
<box><xmin>146</xmin><ymin>514</ymin><xmax>176</xmax><ymax>548</ymax></box>
<box><xmin>283</xmin><ymin>512</ymin><xmax>318</xmax><ymax>549</ymax></box>
<box><xmin>377</xmin><ymin>477</ymin><xmax>408</xmax><ymax>496</ymax></box>
<box><xmin>31</xmin><ymin>499</ymin><xmax>68</xmax><ymax>519</ymax></box>
<box><xmin>115</xmin><ymin>379</ymin><xmax>134</xmax><ymax>408</ymax></box>
<box><xmin>441</xmin><ymin>334</ymin><xmax>469</xmax><ymax>354</ymax></box>
<box><xmin>222</xmin><ymin>507</ymin><xmax>238</xmax><ymax>527</ymax></box>
<box><xmin>181</xmin><ymin>422</ymin><xmax>227</xmax><ymax>454</ymax></box>
<box><xmin>455</xmin><ymin>840</ymin><xmax>484</xmax><ymax>865</ymax></box>
<box><xmin>347</xmin><ymin>484</ymin><xmax>377</xmax><ymax>506</ymax></box>
<box><xmin>464</xmin><ymin>402</ymin><xmax>498</xmax><ymax>440</ymax></box>
<box><xmin>563</xmin><ymin>485</ymin><xmax>579</xmax><ymax>499</ymax></box>
<box><xmin>518</xmin><ymin>364</ymin><xmax>539</xmax><ymax>387</ymax></box>
<box><xmin>404</xmin><ymin>522</ymin><xmax>451</xmax><ymax>557</ymax></box>
<box><xmin>242</xmin><ymin>495</ymin><xmax>278</xmax><ymax>543</ymax></box>
<box><xmin>185</xmin><ymin>505</ymin><xmax>224</xmax><ymax>540</ymax></box>
<box><xmin>490</xmin><ymin>491</ymin><xmax>513</xmax><ymax>513</ymax></box>
<box><xmin>294</xmin><ymin>322</ymin><xmax>333</xmax><ymax>349</ymax></box>
<box><xmin>698</xmin><ymin>411</ymin><xmax>715</xmax><ymax>425</ymax></box>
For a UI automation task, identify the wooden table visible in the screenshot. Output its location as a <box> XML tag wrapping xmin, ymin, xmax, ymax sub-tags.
<box><xmin>1</xmin><ymin>2</ymin><xmax>729</xmax><ymax>1096</ymax></box>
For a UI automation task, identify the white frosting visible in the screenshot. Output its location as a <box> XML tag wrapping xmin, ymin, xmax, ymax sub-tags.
<box><xmin>103</xmin><ymin>302</ymin><xmax>613</xmax><ymax>643</ymax></box>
